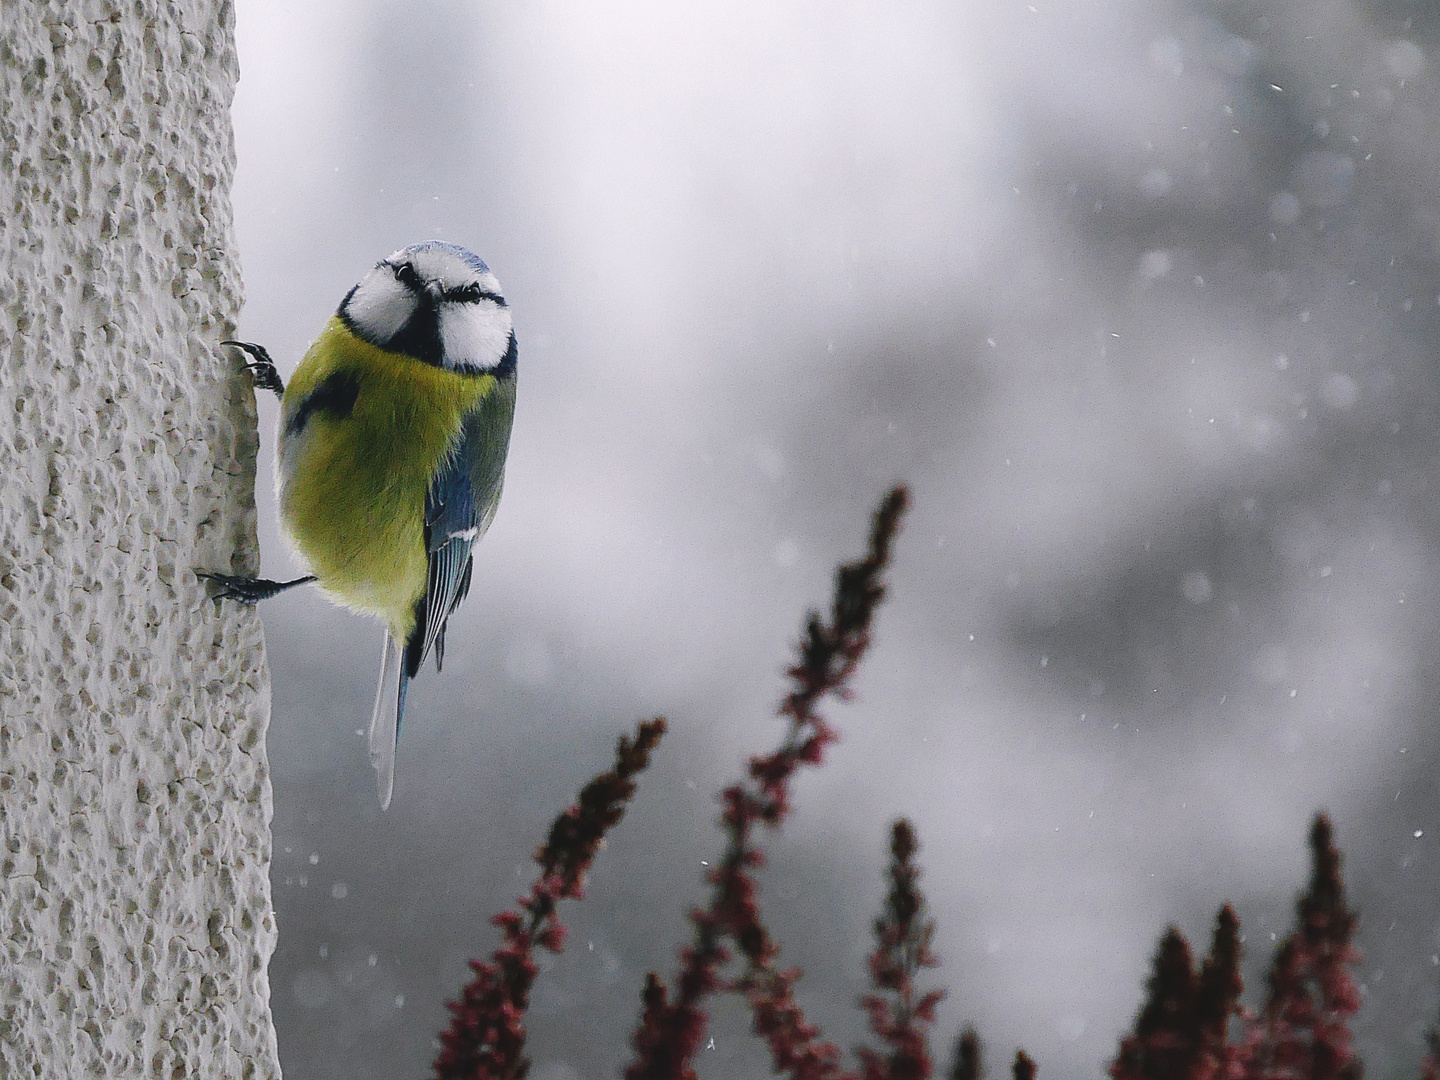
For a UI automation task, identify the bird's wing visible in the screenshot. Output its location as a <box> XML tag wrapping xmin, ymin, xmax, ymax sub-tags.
<box><xmin>404</xmin><ymin>376</ymin><xmax>517</xmax><ymax>681</ymax></box>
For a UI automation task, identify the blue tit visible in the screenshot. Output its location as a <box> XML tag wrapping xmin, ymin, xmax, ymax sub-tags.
<box><xmin>202</xmin><ymin>241</ymin><xmax>517</xmax><ymax>809</ymax></box>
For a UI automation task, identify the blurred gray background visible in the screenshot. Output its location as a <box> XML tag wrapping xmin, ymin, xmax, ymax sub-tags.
<box><xmin>229</xmin><ymin>1</ymin><xmax>1440</xmax><ymax>1076</ymax></box>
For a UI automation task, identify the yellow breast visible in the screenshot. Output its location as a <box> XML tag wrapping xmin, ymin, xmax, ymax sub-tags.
<box><xmin>277</xmin><ymin>317</ymin><xmax>494</xmax><ymax>641</ymax></box>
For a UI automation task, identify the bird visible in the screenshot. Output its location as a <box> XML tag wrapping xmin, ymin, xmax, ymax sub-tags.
<box><xmin>201</xmin><ymin>241</ymin><xmax>517</xmax><ymax>809</ymax></box>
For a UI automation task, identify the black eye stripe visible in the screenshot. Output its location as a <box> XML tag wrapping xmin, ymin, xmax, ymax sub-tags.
<box><xmin>443</xmin><ymin>284</ymin><xmax>507</xmax><ymax>306</ymax></box>
<box><xmin>380</xmin><ymin>261</ymin><xmax>505</xmax><ymax>305</ymax></box>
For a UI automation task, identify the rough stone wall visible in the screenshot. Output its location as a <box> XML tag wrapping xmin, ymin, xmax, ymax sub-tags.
<box><xmin>0</xmin><ymin>3</ymin><xmax>280</xmax><ymax>1077</ymax></box>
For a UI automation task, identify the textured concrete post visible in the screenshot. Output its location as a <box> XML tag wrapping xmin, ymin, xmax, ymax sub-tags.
<box><xmin>0</xmin><ymin>3</ymin><xmax>281</xmax><ymax>1077</ymax></box>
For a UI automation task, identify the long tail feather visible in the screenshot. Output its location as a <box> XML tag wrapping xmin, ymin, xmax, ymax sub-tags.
<box><xmin>369</xmin><ymin>631</ymin><xmax>408</xmax><ymax>810</ymax></box>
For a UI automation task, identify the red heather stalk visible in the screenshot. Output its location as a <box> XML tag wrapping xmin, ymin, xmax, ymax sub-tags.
<box><xmin>1109</xmin><ymin>927</ymin><xmax>1200</xmax><ymax>1080</ymax></box>
<box><xmin>1421</xmin><ymin>1017</ymin><xmax>1440</xmax><ymax>1080</ymax></box>
<box><xmin>1194</xmin><ymin>904</ymin><xmax>1244</xmax><ymax>1079</ymax></box>
<box><xmin>626</xmin><ymin>486</ymin><xmax>911</xmax><ymax>1080</ymax></box>
<box><xmin>1195</xmin><ymin>906</ymin><xmax>1243</xmax><ymax>1041</ymax></box>
<box><xmin>1302</xmin><ymin>823</ymin><xmax>1359</xmax><ymax>993</ymax></box>
<box><xmin>857</xmin><ymin>820</ymin><xmax>944</xmax><ymax>1080</ymax></box>
<box><xmin>1243</xmin><ymin>814</ymin><xmax>1363</xmax><ymax>1080</ymax></box>
<box><xmin>781</xmin><ymin>487</ymin><xmax>909</xmax><ymax>728</ymax></box>
<box><xmin>746</xmin><ymin>966</ymin><xmax>849</xmax><ymax>1080</ymax></box>
<box><xmin>949</xmin><ymin>1030</ymin><xmax>981</xmax><ymax>1080</ymax></box>
<box><xmin>536</xmin><ymin>718</ymin><xmax>668</xmax><ymax>900</ymax></box>
<box><xmin>1247</xmin><ymin>936</ymin><xmax>1313</xmax><ymax>1080</ymax></box>
<box><xmin>435</xmin><ymin>718</ymin><xmax>667</xmax><ymax>1080</ymax></box>
<box><xmin>1112</xmin><ymin>906</ymin><xmax>1245</xmax><ymax>1080</ymax></box>
<box><xmin>1300</xmin><ymin>815</ymin><xmax>1363</xmax><ymax>1080</ymax></box>
<box><xmin>1012</xmin><ymin>1050</ymin><xmax>1037</xmax><ymax>1080</ymax></box>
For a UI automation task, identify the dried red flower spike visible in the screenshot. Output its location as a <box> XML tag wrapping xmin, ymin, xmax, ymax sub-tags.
<box><xmin>1420</xmin><ymin>1015</ymin><xmax>1440</xmax><ymax>1080</ymax></box>
<box><xmin>626</xmin><ymin>486</ymin><xmax>910</xmax><ymax>1080</ymax></box>
<box><xmin>1243</xmin><ymin>813</ymin><xmax>1363</xmax><ymax>1080</ymax></box>
<box><xmin>1012</xmin><ymin>1049</ymin><xmax>1037</xmax><ymax>1080</ymax></box>
<box><xmin>1109</xmin><ymin>927</ymin><xmax>1200</xmax><ymax>1080</ymax></box>
<box><xmin>1195</xmin><ymin>904</ymin><xmax>1244</xmax><ymax>1078</ymax></box>
<box><xmin>1195</xmin><ymin>905</ymin><xmax>1243</xmax><ymax>1041</ymax></box>
<box><xmin>949</xmin><ymin>1030</ymin><xmax>981</xmax><ymax>1080</ymax></box>
<box><xmin>1109</xmin><ymin>903</ymin><xmax>1247</xmax><ymax>1080</ymax></box>
<box><xmin>857</xmin><ymin>820</ymin><xmax>944</xmax><ymax>1080</ymax></box>
<box><xmin>434</xmin><ymin>717</ymin><xmax>666</xmax><ymax>1080</ymax></box>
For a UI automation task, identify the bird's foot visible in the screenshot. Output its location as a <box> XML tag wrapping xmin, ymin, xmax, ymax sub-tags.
<box><xmin>197</xmin><ymin>571</ymin><xmax>317</xmax><ymax>604</ymax></box>
<box><xmin>222</xmin><ymin>340</ymin><xmax>285</xmax><ymax>397</ymax></box>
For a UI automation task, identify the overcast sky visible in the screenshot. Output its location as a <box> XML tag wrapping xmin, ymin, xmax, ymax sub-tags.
<box><xmin>230</xmin><ymin>1</ymin><xmax>1440</xmax><ymax>1076</ymax></box>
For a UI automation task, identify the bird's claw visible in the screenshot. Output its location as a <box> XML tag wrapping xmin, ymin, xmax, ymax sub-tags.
<box><xmin>198</xmin><ymin>570</ymin><xmax>318</xmax><ymax>604</ymax></box>
<box><xmin>222</xmin><ymin>340</ymin><xmax>285</xmax><ymax>396</ymax></box>
<box><xmin>197</xmin><ymin>570</ymin><xmax>264</xmax><ymax>604</ymax></box>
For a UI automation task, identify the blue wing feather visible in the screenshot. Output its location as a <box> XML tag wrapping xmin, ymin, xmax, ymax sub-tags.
<box><xmin>403</xmin><ymin>376</ymin><xmax>515</xmax><ymax>681</ymax></box>
<box><xmin>405</xmin><ymin>454</ymin><xmax>477</xmax><ymax>679</ymax></box>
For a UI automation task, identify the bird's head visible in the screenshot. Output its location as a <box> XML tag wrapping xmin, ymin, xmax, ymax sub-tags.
<box><xmin>339</xmin><ymin>241</ymin><xmax>514</xmax><ymax>375</ymax></box>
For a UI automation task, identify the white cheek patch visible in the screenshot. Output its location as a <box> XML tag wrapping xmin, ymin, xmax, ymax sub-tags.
<box><xmin>439</xmin><ymin>301</ymin><xmax>513</xmax><ymax>371</ymax></box>
<box><xmin>344</xmin><ymin>273</ymin><xmax>416</xmax><ymax>345</ymax></box>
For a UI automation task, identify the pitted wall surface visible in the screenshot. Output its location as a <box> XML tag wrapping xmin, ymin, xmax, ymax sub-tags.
<box><xmin>0</xmin><ymin>3</ymin><xmax>280</xmax><ymax>1077</ymax></box>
